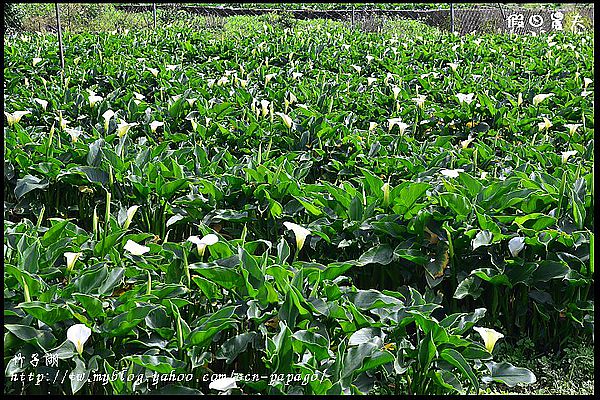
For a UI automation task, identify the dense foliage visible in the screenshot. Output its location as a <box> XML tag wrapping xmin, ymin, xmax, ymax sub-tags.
<box><xmin>3</xmin><ymin>15</ymin><xmax>593</xmax><ymax>395</ymax></box>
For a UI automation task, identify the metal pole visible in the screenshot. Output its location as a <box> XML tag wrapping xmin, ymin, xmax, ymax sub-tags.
<box><xmin>55</xmin><ymin>2</ymin><xmax>65</xmax><ymax>71</ymax></box>
<box><xmin>153</xmin><ymin>3</ymin><xmax>157</xmax><ymax>29</ymax></box>
<box><xmin>450</xmin><ymin>3</ymin><xmax>455</xmax><ymax>33</ymax></box>
<box><xmin>497</xmin><ymin>3</ymin><xmax>506</xmax><ymax>21</ymax></box>
<box><xmin>351</xmin><ymin>5</ymin><xmax>355</xmax><ymax>30</ymax></box>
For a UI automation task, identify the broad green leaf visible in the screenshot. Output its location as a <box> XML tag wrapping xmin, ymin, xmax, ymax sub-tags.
<box><xmin>482</xmin><ymin>361</ymin><xmax>536</xmax><ymax>387</ymax></box>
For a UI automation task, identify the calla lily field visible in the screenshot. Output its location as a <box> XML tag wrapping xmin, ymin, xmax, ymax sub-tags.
<box><xmin>3</xmin><ymin>11</ymin><xmax>594</xmax><ymax>396</ymax></box>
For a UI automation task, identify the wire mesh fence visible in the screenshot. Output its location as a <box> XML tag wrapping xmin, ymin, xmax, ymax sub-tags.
<box><xmin>5</xmin><ymin>3</ymin><xmax>595</xmax><ymax>36</ymax></box>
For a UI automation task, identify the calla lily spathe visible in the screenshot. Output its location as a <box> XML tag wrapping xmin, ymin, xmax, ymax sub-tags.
<box><xmin>64</xmin><ymin>251</ymin><xmax>82</xmax><ymax>272</ymax></box>
<box><xmin>124</xmin><ymin>239</ymin><xmax>150</xmax><ymax>256</ymax></box>
<box><xmin>440</xmin><ymin>168</ymin><xmax>464</xmax><ymax>178</ymax></box>
<box><xmin>87</xmin><ymin>90</ymin><xmax>103</xmax><ymax>108</ymax></box>
<box><xmin>4</xmin><ymin>111</ymin><xmax>31</xmax><ymax>126</ymax></box>
<box><xmin>188</xmin><ymin>234</ymin><xmax>219</xmax><ymax>256</ymax></box>
<box><xmin>260</xmin><ymin>100</ymin><xmax>270</xmax><ymax>117</ymax></box>
<box><xmin>55</xmin><ymin>113</ymin><xmax>69</xmax><ymax>130</ymax></box>
<box><xmin>388</xmin><ymin>118</ymin><xmax>409</xmax><ymax>134</ymax></box>
<box><xmin>34</xmin><ymin>98</ymin><xmax>48</xmax><ymax>111</ymax></box>
<box><xmin>102</xmin><ymin>109</ymin><xmax>115</xmax><ymax>132</ymax></box>
<box><xmin>564</xmin><ymin>123</ymin><xmax>582</xmax><ymax>135</ymax></box>
<box><xmin>456</xmin><ymin>93</ymin><xmax>475</xmax><ymax>105</ymax></box>
<box><xmin>209</xmin><ymin>377</ymin><xmax>237</xmax><ymax>392</ymax></box>
<box><xmin>67</xmin><ymin>324</ymin><xmax>92</xmax><ymax>355</ymax></box>
<box><xmin>117</xmin><ymin>120</ymin><xmax>137</xmax><ymax>138</ymax></box>
<box><xmin>561</xmin><ymin>150</ymin><xmax>577</xmax><ymax>163</ymax></box>
<box><xmin>65</xmin><ymin>128</ymin><xmax>83</xmax><ymax>143</ymax></box>
<box><xmin>473</xmin><ymin>327</ymin><xmax>504</xmax><ymax>353</ymax></box>
<box><xmin>447</xmin><ymin>62</ymin><xmax>459</xmax><ymax>72</ymax></box>
<box><xmin>538</xmin><ymin>117</ymin><xmax>552</xmax><ymax>131</ymax></box>
<box><xmin>122</xmin><ymin>205</ymin><xmax>140</xmax><ymax>230</ymax></box>
<box><xmin>283</xmin><ymin>222</ymin><xmax>311</xmax><ymax>252</ymax></box>
<box><xmin>532</xmin><ymin>93</ymin><xmax>554</xmax><ymax>106</ymax></box>
<box><xmin>381</xmin><ymin>182</ymin><xmax>390</xmax><ymax>207</ymax></box>
<box><xmin>149</xmin><ymin>121</ymin><xmax>164</xmax><ymax>133</ymax></box>
<box><xmin>275</xmin><ymin>112</ymin><xmax>293</xmax><ymax>129</ymax></box>
<box><xmin>264</xmin><ymin>73</ymin><xmax>276</xmax><ymax>85</ymax></box>
<box><xmin>413</xmin><ymin>95</ymin><xmax>426</xmax><ymax>109</ymax></box>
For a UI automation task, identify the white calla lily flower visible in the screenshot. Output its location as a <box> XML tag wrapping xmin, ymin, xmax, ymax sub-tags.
<box><xmin>124</xmin><ymin>239</ymin><xmax>150</xmax><ymax>256</ymax></box>
<box><xmin>532</xmin><ymin>93</ymin><xmax>554</xmax><ymax>106</ymax></box>
<box><xmin>367</xmin><ymin>77</ymin><xmax>377</xmax><ymax>86</ymax></box>
<box><xmin>149</xmin><ymin>121</ymin><xmax>164</xmax><ymax>133</ymax></box>
<box><xmin>456</xmin><ymin>93</ymin><xmax>475</xmax><ymax>105</ymax></box>
<box><xmin>87</xmin><ymin>91</ymin><xmax>103</xmax><ymax>108</ymax></box>
<box><xmin>388</xmin><ymin>118</ymin><xmax>409</xmax><ymax>135</ymax></box>
<box><xmin>122</xmin><ymin>205</ymin><xmax>140</xmax><ymax>230</ymax></box>
<box><xmin>412</xmin><ymin>95</ymin><xmax>427</xmax><ymax>109</ymax></box>
<box><xmin>65</xmin><ymin>128</ymin><xmax>83</xmax><ymax>143</ymax></box>
<box><xmin>381</xmin><ymin>182</ymin><xmax>390</xmax><ymax>207</ymax></box>
<box><xmin>447</xmin><ymin>62</ymin><xmax>459</xmax><ymax>72</ymax></box>
<box><xmin>473</xmin><ymin>327</ymin><xmax>504</xmax><ymax>353</ymax></box>
<box><xmin>508</xmin><ymin>237</ymin><xmax>525</xmax><ymax>257</ymax></box>
<box><xmin>561</xmin><ymin>150</ymin><xmax>577</xmax><ymax>163</ymax></box>
<box><xmin>55</xmin><ymin>113</ymin><xmax>69</xmax><ymax>130</ymax></box>
<box><xmin>32</xmin><ymin>57</ymin><xmax>42</xmax><ymax>66</ymax></box>
<box><xmin>351</xmin><ymin>65</ymin><xmax>362</xmax><ymax>73</ymax></box>
<box><xmin>275</xmin><ymin>112</ymin><xmax>293</xmax><ymax>129</ymax></box>
<box><xmin>292</xmin><ymin>72</ymin><xmax>303</xmax><ymax>80</ymax></box>
<box><xmin>4</xmin><ymin>111</ymin><xmax>31</xmax><ymax>126</ymax></box>
<box><xmin>283</xmin><ymin>222</ymin><xmax>311</xmax><ymax>252</ymax></box>
<box><xmin>34</xmin><ymin>98</ymin><xmax>48</xmax><ymax>111</ymax></box>
<box><xmin>260</xmin><ymin>100</ymin><xmax>270</xmax><ymax>117</ymax></box>
<box><xmin>102</xmin><ymin>109</ymin><xmax>115</xmax><ymax>132</ymax></box>
<box><xmin>147</xmin><ymin>67</ymin><xmax>159</xmax><ymax>77</ymax></box>
<box><xmin>537</xmin><ymin>117</ymin><xmax>552</xmax><ymax>131</ymax></box>
<box><xmin>217</xmin><ymin>76</ymin><xmax>229</xmax><ymax>86</ymax></box>
<box><xmin>264</xmin><ymin>73</ymin><xmax>276</xmax><ymax>85</ymax></box>
<box><xmin>392</xmin><ymin>86</ymin><xmax>401</xmax><ymax>100</ymax></box>
<box><xmin>583</xmin><ymin>77</ymin><xmax>592</xmax><ymax>89</ymax></box>
<box><xmin>67</xmin><ymin>324</ymin><xmax>92</xmax><ymax>355</ymax></box>
<box><xmin>188</xmin><ymin>234</ymin><xmax>219</xmax><ymax>257</ymax></box>
<box><xmin>564</xmin><ymin>123</ymin><xmax>582</xmax><ymax>135</ymax></box>
<box><xmin>369</xmin><ymin>122</ymin><xmax>378</xmax><ymax>131</ymax></box>
<box><xmin>64</xmin><ymin>252</ymin><xmax>82</xmax><ymax>272</ymax></box>
<box><xmin>440</xmin><ymin>168</ymin><xmax>464</xmax><ymax>178</ymax></box>
<box><xmin>209</xmin><ymin>377</ymin><xmax>237</xmax><ymax>392</ymax></box>
<box><xmin>116</xmin><ymin>120</ymin><xmax>137</xmax><ymax>138</ymax></box>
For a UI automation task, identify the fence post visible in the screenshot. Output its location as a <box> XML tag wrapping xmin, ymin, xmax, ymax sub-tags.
<box><xmin>55</xmin><ymin>2</ymin><xmax>65</xmax><ymax>71</ymax></box>
<box><xmin>450</xmin><ymin>3</ymin><xmax>455</xmax><ymax>33</ymax></box>
<box><xmin>351</xmin><ymin>5</ymin><xmax>355</xmax><ymax>30</ymax></box>
<box><xmin>153</xmin><ymin>3</ymin><xmax>157</xmax><ymax>29</ymax></box>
